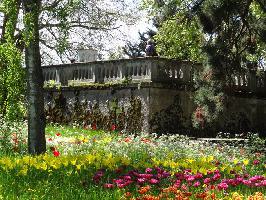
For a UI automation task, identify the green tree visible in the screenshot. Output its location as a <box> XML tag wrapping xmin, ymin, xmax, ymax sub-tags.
<box><xmin>155</xmin><ymin>13</ymin><xmax>204</xmax><ymax>62</ymax></box>
<box><xmin>143</xmin><ymin>0</ymin><xmax>266</xmax><ymax>129</ymax></box>
<box><xmin>191</xmin><ymin>0</ymin><xmax>266</xmax><ymax>129</ymax></box>
<box><xmin>0</xmin><ymin>0</ymin><xmax>136</xmax><ymax>120</ymax></box>
<box><xmin>0</xmin><ymin>0</ymin><xmax>25</xmax><ymax>121</ymax></box>
<box><xmin>142</xmin><ymin>0</ymin><xmax>205</xmax><ymax>61</ymax></box>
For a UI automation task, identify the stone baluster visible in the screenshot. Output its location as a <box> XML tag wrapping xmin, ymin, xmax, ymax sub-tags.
<box><xmin>181</xmin><ymin>64</ymin><xmax>191</xmax><ymax>82</ymax></box>
<box><xmin>118</xmin><ymin>65</ymin><xmax>123</xmax><ymax>80</ymax></box>
<box><xmin>248</xmin><ymin>70</ymin><xmax>256</xmax><ymax>92</ymax></box>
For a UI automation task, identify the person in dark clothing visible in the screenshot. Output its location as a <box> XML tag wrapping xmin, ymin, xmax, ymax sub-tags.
<box><xmin>145</xmin><ymin>39</ymin><xmax>157</xmax><ymax>56</ymax></box>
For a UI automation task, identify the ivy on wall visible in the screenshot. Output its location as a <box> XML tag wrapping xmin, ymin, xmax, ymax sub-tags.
<box><xmin>45</xmin><ymin>91</ymin><xmax>143</xmax><ymax>133</ymax></box>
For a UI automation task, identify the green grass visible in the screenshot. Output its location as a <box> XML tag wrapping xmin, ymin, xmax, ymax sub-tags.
<box><xmin>0</xmin><ymin>170</ymin><xmax>123</xmax><ymax>200</ymax></box>
<box><xmin>45</xmin><ymin>124</ymin><xmax>105</xmax><ymax>137</ymax></box>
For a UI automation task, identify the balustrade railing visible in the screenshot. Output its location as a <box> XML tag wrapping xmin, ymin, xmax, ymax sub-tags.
<box><xmin>42</xmin><ymin>57</ymin><xmax>197</xmax><ymax>86</ymax></box>
<box><xmin>42</xmin><ymin>57</ymin><xmax>266</xmax><ymax>94</ymax></box>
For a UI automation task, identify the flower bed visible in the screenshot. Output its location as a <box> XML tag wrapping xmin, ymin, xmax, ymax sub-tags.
<box><xmin>0</xmin><ymin>126</ymin><xmax>265</xmax><ymax>199</ymax></box>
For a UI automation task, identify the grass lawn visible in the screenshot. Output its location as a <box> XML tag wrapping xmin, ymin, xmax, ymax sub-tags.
<box><xmin>0</xmin><ymin>123</ymin><xmax>265</xmax><ymax>199</ymax></box>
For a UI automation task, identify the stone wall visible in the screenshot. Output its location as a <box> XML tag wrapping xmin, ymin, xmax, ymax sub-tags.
<box><xmin>42</xmin><ymin>57</ymin><xmax>266</xmax><ymax>137</ymax></box>
<box><xmin>44</xmin><ymin>83</ymin><xmax>266</xmax><ymax>137</ymax></box>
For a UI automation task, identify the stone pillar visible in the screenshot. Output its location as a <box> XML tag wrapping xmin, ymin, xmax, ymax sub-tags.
<box><xmin>248</xmin><ymin>70</ymin><xmax>257</xmax><ymax>92</ymax></box>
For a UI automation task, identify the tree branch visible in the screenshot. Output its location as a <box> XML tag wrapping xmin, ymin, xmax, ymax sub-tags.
<box><xmin>40</xmin><ymin>21</ymin><xmax>122</xmax><ymax>31</ymax></box>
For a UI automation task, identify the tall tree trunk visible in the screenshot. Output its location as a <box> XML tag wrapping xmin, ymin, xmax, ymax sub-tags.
<box><xmin>23</xmin><ymin>0</ymin><xmax>46</xmax><ymax>154</ymax></box>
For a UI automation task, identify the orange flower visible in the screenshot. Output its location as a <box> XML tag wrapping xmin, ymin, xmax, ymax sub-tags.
<box><xmin>248</xmin><ymin>192</ymin><xmax>264</xmax><ymax>200</ymax></box>
<box><xmin>141</xmin><ymin>138</ymin><xmax>151</xmax><ymax>143</ymax></box>
<box><xmin>124</xmin><ymin>192</ymin><xmax>132</xmax><ymax>198</ymax></box>
<box><xmin>124</xmin><ymin>137</ymin><xmax>132</xmax><ymax>143</ymax></box>
<box><xmin>138</xmin><ymin>185</ymin><xmax>151</xmax><ymax>194</ymax></box>
<box><xmin>141</xmin><ymin>195</ymin><xmax>160</xmax><ymax>200</ymax></box>
<box><xmin>211</xmin><ymin>193</ymin><xmax>216</xmax><ymax>200</ymax></box>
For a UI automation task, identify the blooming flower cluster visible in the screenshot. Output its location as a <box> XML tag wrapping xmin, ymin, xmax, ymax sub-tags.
<box><xmin>0</xmin><ymin>128</ymin><xmax>265</xmax><ymax>199</ymax></box>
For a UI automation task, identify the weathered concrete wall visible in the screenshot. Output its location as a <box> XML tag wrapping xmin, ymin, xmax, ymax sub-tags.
<box><xmin>44</xmin><ymin>84</ymin><xmax>266</xmax><ymax>137</ymax></box>
<box><xmin>221</xmin><ymin>96</ymin><xmax>266</xmax><ymax>134</ymax></box>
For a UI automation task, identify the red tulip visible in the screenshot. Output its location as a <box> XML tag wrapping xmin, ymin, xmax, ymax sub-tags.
<box><xmin>53</xmin><ymin>150</ymin><xmax>60</xmax><ymax>157</ymax></box>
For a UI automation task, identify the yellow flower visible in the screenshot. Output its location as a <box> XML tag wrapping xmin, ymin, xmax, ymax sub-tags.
<box><xmin>71</xmin><ymin>159</ymin><xmax>77</xmax><ymax>166</ymax></box>
<box><xmin>199</xmin><ymin>167</ymin><xmax>207</xmax><ymax>175</ymax></box>
<box><xmin>76</xmin><ymin>164</ymin><xmax>82</xmax><ymax>170</ymax></box>
<box><xmin>231</xmin><ymin>192</ymin><xmax>243</xmax><ymax>200</ymax></box>
<box><xmin>19</xmin><ymin>167</ymin><xmax>28</xmax><ymax>176</ymax></box>
<box><xmin>243</xmin><ymin>159</ymin><xmax>249</xmax><ymax>166</ymax></box>
<box><xmin>207</xmin><ymin>156</ymin><xmax>214</xmax><ymax>162</ymax></box>
<box><xmin>233</xmin><ymin>159</ymin><xmax>239</xmax><ymax>165</ymax></box>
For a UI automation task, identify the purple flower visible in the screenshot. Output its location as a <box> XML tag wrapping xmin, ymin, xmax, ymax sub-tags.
<box><xmin>204</xmin><ymin>178</ymin><xmax>211</xmax><ymax>184</ymax></box>
<box><xmin>149</xmin><ymin>178</ymin><xmax>159</xmax><ymax>184</ymax></box>
<box><xmin>137</xmin><ymin>178</ymin><xmax>146</xmax><ymax>184</ymax></box>
<box><xmin>145</xmin><ymin>168</ymin><xmax>153</xmax><ymax>173</ymax></box>
<box><xmin>193</xmin><ymin>181</ymin><xmax>201</xmax><ymax>187</ymax></box>
<box><xmin>123</xmin><ymin>175</ymin><xmax>132</xmax><ymax>181</ymax></box>
<box><xmin>194</xmin><ymin>173</ymin><xmax>203</xmax><ymax>179</ymax></box>
<box><xmin>253</xmin><ymin>160</ymin><xmax>260</xmax><ymax>165</ymax></box>
<box><xmin>139</xmin><ymin>173</ymin><xmax>153</xmax><ymax>179</ymax></box>
<box><xmin>181</xmin><ymin>184</ymin><xmax>188</xmax><ymax>191</ymax></box>
<box><xmin>217</xmin><ymin>182</ymin><xmax>228</xmax><ymax>190</ymax></box>
<box><xmin>113</xmin><ymin>179</ymin><xmax>124</xmax><ymax>184</ymax></box>
<box><xmin>162</xmin><ymin>171</ymin><xmax>171</xmax><ymax>178</ymax></box>
<box><xmin>242</xmin><ymin>180</ymin><xmax>252</xmax><ymax>186</ymax></box>
<box><xmin>249</xmin><ymin>175</ymin><xmax>264</xmax><ymax>182</ymax></box>
<box><xmin>212</xmin><ymin>173</ymin><xmax>221</xmax><ymax>181</ymax></box>
<box><xmin>174</xmin><ymin>180</ymin><xmax>181</xmax><ymax>188</ymax></box>
<box><xmin>261</xmin><ymin>180</ymin><xmax>266</xmax><ymax>186</ymax></box>
<box><xmin>186</xmin><ymin>175</ymin><xmax>195</xmax><ymax>182</ymax></box>
<box><xmin>124</xmin><ymin>180</ymin><xmax>133</xmax><ymax>186</ymax></box>
<box><xmin>117</xmin><ymin>183</ymin><xmax>127</xmax><ymax>188</ymax></box>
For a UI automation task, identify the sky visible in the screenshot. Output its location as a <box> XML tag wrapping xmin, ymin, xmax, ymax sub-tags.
<box><xmin>100</xmin><ymin>0</ymin><xmax>155</xmax><ymax>59</ymax></box>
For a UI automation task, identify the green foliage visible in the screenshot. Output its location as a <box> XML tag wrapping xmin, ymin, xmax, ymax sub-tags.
<box><xmin>192</xmin><ymin>0</ymin><xmax>266</xmax><ymax>129</ymax></box>
<box><xmin>0</xmin><ymin>43</ymin><xmax>26</xmax><ymax>120</ymax></box>
<box><xmin>0</xmin><ymin>0</ymin><xmax>26</xmax><ymax>120</ymax></box>
<box><xmin>142</xmin><ymin>0</ymin><xmax>266</xmax><ymax>130</ymax></box>
<box><xmin>155</xmin><ymin>14</ymin><xmax>204</xmax><ymax>62</ymax></box>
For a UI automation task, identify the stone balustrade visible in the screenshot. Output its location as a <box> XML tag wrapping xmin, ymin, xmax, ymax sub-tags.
<box><xmin>226</xmin><ymin>70</ymin><xmax>266</xmax><ymax>94</ymax></box>
<box><xmin>42</xmin><ymin>57</ymin><xmax>266</xmax><ymax>94</ymax></box>
<box><xmin>42</xmin><ymin>57</ymin><xmax>197</xmax><ymax>86</ymax></box>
